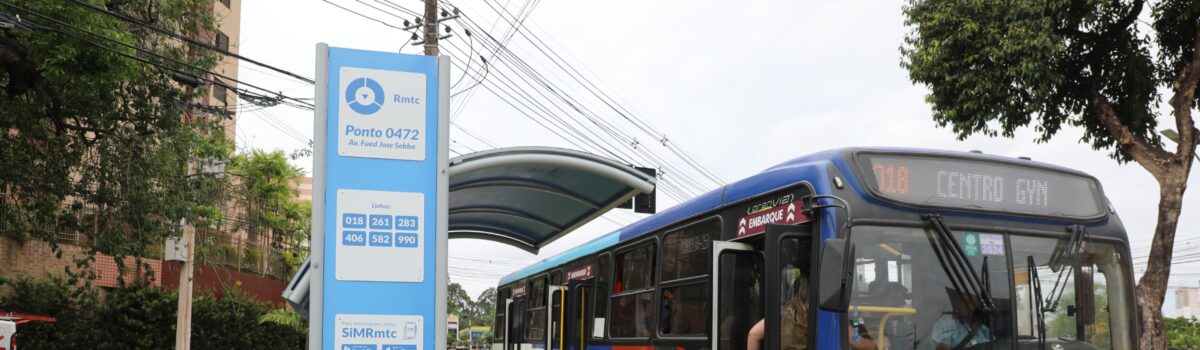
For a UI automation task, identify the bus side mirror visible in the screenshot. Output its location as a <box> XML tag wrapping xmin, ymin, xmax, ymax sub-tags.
<box><xmin>818</xmin><ymin>238</ymin><xmax>855</xmax><ymax>312</ymax></box>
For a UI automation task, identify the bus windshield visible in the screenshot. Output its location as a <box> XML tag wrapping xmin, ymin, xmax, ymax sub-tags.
<box><xmin>846</xmin><ymin>226</ymin><xmax>1135</xmax><ymax>350</ymax></box>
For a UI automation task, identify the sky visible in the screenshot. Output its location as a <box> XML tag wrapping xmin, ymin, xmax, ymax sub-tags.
<box><xmin>233</xmin><ymin>0</ymin><xmax>1200</xmax><ymax>314</ymax></box>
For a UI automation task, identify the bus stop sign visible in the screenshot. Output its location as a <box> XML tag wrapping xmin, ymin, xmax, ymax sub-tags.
<box><xmin>311</xmin><ymin>44</ymin><xmax>449</xmax><ymax>350</ymax></box>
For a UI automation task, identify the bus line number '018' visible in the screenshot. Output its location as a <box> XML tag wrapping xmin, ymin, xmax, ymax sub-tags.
<box><xmin>872</xmin><ymin>163</ymin><xmax>910</xmax><ymax>194</ymax></box>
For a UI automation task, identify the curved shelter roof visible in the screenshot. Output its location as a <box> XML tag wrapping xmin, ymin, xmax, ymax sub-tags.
<box><xmin>447</xmin><ymin>147</ymin><xmax>656</xmax><ymax>253</ymax></box>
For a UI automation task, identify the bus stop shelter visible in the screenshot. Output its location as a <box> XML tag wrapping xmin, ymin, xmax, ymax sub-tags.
<box><xmin>447</xmin><ymin>147</ymin><xmax>656</xmax><ymax>254</ymax></box>
<box><xmin>284</xmin><ymin>146</ymin><xmax>657</xmax><ymax>311</ymax></box>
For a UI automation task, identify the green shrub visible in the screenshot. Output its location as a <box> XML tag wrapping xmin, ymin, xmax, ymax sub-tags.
<box><xmin>0</xmin><ymin>276</ymin><xmax>303</xmax><ymax>349</ymax></box>
<box><xmin>191</xmin><ymin>289</ymin><xmax>304</xmax><ymax>349</ymax></box>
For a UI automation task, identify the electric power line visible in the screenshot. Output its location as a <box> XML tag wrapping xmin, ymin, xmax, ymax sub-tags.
<box><xmin>63</xmin><ymin>0</ymin><xmax>316</xmax><ymax>85</ymax></box>
<box><xmin>0</xmin><ymin>2</ymin><xmax>314</xmax><ymax>111</ymax></box>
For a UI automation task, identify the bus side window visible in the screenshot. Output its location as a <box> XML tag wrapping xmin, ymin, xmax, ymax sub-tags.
<box><xmin>593</xmin><ymin>253</ymin><xmax>610</xmax><ymax>339</ymax></box>
<box><xmin>610</xmin><ymin>242</ymin><xmax>656</xmax><ymax>338</ymax></box>
<box><xmin>527</xmin><ymin>277</ymin><xmax>548</xmax><ymax>341</ymax></box>
<box><xmin>659</xmin><ymin>219</ymin><xmax>717</xmax><ymax>336</ymax></box>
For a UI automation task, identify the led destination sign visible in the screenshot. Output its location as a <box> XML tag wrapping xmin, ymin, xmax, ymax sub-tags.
<box><xmin>856</xmin><ymin>154</ymin><xmax>1105</xmax><ymax>218</ymax></box>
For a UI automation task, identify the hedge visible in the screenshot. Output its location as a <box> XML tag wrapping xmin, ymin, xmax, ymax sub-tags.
<box><xmin>0</xmin><ymin>276</ymin><xmax>304</xmax><ymax>349</ymax></box>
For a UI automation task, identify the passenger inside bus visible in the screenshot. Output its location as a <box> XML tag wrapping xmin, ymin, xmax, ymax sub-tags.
<box><xmin>661</xmin><ymin>289</ymin><xmax>674</xmax><ymax>334</ymax></box>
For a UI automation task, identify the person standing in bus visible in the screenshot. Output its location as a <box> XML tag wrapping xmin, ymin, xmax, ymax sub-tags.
<box><xmin>746</xmin><ymin>275</ymin><xmax>878</xmax><ymax>350</ymax></box>
<box><xmin>746</xmin><ymin>276</ymin><xmax>809</xmax><ymax>350</ymax></box>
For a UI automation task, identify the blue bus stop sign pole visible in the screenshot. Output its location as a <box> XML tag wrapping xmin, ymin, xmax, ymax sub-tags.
<box><xmin>310</xmin><ymin>44</ymin><xmax>449</xmax><ymax>350</ymax></box>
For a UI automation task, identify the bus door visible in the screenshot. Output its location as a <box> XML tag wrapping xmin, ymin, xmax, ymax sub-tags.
<box><xmin>763</xmin><ymin>223</ymin><xmax>819</xmax><ymax>350</ymax></box>
<box><xmin>564</xmin><ymin>280</ymin><xmax>593</xmax><ymax>350</ymax></box>
<box><xmin>550</xmin><ymin>286</ymin><xmax>565</xmax><ymax>350</ymax></box>
<box><xmin>712</xmin><ymin>241</ymin><xmax>762</xmax><ymax>350</ymax></box>
<box><xmin>507</xmin><ymin>298</ymin><xmax>526</xmax><ymax>350</ymax></box>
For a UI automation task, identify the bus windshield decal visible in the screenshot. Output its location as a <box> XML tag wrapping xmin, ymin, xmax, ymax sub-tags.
<box><xmin>857</xmin><ymin>154</ymin><xmax>1104</xmax><ymax>218</ymax></box>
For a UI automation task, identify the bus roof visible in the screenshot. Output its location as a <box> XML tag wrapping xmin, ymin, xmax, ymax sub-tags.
<box><xmin>497</xmin><ymin>147</ymin><xmax>1100</xmax><ymax>285</ymax></box>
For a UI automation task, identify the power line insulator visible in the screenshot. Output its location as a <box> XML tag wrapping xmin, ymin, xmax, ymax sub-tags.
<box><xmin>464</xmin><ymin>29</ymin><xmax>472</xmax><ymax>37</ymax></box>
<box><xmin>444</xmin><ymin>25</ymin><xmax>452</xmax><ymax>33</ymax></box>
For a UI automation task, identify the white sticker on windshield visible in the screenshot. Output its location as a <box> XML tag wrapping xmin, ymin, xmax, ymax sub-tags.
<box><xmin>980</xmin><ymin>233</ymin><xmax>1005</xmax><ymax>256</ymax></box>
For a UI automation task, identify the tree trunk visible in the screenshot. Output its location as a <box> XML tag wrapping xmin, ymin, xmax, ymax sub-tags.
<box><xmin>1137</xmin><ymin>167</ymin><xmax>1190</xmax><ymax>349</ymax></box>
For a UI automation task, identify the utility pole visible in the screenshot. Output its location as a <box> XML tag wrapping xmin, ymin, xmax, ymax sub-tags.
<box><xmin>174</xmin><ymin>218</ymin><xmax>196</xmax><ymax>350</ymax></box>
<box><xmin>423</xmin><ymin>0</ymin><xmax>439</xmax><ymax>56</ymax></box>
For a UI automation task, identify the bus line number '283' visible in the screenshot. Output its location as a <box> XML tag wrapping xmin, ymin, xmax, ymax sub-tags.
<box><xmin>345</xmin><ymin>125</ymin><xmax>421</xmax><ymax>141</ymax></box>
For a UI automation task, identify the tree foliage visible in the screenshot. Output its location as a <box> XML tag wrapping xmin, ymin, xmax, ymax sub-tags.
<box><xmin>1167</xmin><ymin>316</ymin><xmax>1200</xmax><ymax>349</ymax></box>
<box><xmin>901</xmin><ymin>1</ymin><xmax>1199</xmax><ymax>347</ymax></box>
<box><xmin>901</xmin><ymin>0</ymin><xmax>1197</xmax><ymax>161</ymax></box>
<box><xmin>0</xmin><ymin>0</ymin><xmax>229</xmax><ymax>270</ymax></box>
<box><xmin>226</xmin><ymin>150</ymin><xmax>309</xmax><ymax>269</ymax></box>
<box><xmin>446</xmin><ymin>282</ymin><xmax>497</xmax><ymax>346</ymax></box>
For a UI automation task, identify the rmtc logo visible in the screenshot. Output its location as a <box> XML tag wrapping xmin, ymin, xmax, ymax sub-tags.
<box><xmin>345</xmin><ymin>77</ymin><xmax>385</xmax><ymax>115</ymax></box>
<box><xmin>345</xmin><ymin>76</ymin><xmax>423</xmax><ymax>116</ymax></box>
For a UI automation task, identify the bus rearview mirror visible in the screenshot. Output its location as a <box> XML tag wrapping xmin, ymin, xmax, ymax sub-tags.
<box><xmin>818</xmin><ymin>238</ymin><xmax>855</xmax><ymax>312</ymax></box>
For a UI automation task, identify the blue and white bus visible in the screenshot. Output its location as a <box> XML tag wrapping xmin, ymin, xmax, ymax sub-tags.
<box><xmin>492</xmin><ymin>148</ymin><xmax>1136</xmax><ymax>350</ymax></box>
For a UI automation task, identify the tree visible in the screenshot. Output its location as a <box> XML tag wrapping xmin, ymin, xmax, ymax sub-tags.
<box><xmin>448</xmin><ymin>282</ymin><xmax>474</xmax><ymax>319</ymax></box>
<box><xmin>0</xmin><ymin>0</ymin><xmax>227</xmax><ymax>275</ymax></box>
<box><xmin>225</xmin><ymin>150</ymin><xmax>309</xmax><ymax>273</ymax></box>
<box><xmin>901</xmin><ymin>1</ymin><xmax>1198</xmax><ymax>347</ymax></box>
<box><xmin>473</xmin><ymin>287</ymin><xmax>497</xmax><ymax>326</ymax></box>
<box><xmin>229</xmin><ymin>150</ymin><xmax>305</xmax><ymax>242</ymax></box>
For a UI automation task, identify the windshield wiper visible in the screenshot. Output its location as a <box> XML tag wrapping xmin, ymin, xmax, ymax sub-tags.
<box><xmin>1028</xmin><ymin>256</ymin><xmax>1047</xmax><ymax>349</ymax></box>
<box><xmin>920</xmin><ymin>213</ymin><xmax>995</xmax><ymax>312</ymax></box>
<box><xmin>1043</xmin><ymin>225</ymin><xmax>1088</xmax><ymax>313</ymax></box>
<box><xmin>982</xmin><ymin>256</ymin><xmax>991</xmax><ymax>305</ymax></box>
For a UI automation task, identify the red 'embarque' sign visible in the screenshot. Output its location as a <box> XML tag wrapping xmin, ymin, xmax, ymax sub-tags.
<box><xmin>566</xmin><ymin>265</ymin><xmax>593</xmax><ymax>281</ymax></box>
<box><xmin>736</xmin><ymin>202</ymin><xmax>807</xmax><ymax>238</ymax></box>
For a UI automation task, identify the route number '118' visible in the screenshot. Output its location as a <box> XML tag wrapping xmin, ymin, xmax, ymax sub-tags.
<box><xmin>872</xmin><ymin>163</ymin><xmax>910</xmax><ymax>194</ymax></box>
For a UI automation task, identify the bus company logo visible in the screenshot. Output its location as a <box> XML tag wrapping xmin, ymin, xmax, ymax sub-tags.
<box><xmin>746</xmin><ymin>194</ymin><xmax>794</xmax><ymax>215</ymax></box>
<box><xmin>737</xmin><ymin>202</ymin><xmax>802</xmax><ymax>237</ymax></box>
<box><xmin>345</xmin><ymin>77</ymin><xmax>385</xmax><ymax>115</ymax></box>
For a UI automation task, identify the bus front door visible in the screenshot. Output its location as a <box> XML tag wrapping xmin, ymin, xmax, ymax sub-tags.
<box><xmin>763</xmin><ymin>223</ymin><xmax>819</xmax><ymax>350</ymax></box>
<box><xmin>712</xmin><ymin>241</ymin><xmax>762</xmax><ymax>350</ymax></box>
<box><xmin>711</xmin><ymin>223</ymin><xmax>817</xmax><ymax>350</ymax></box>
